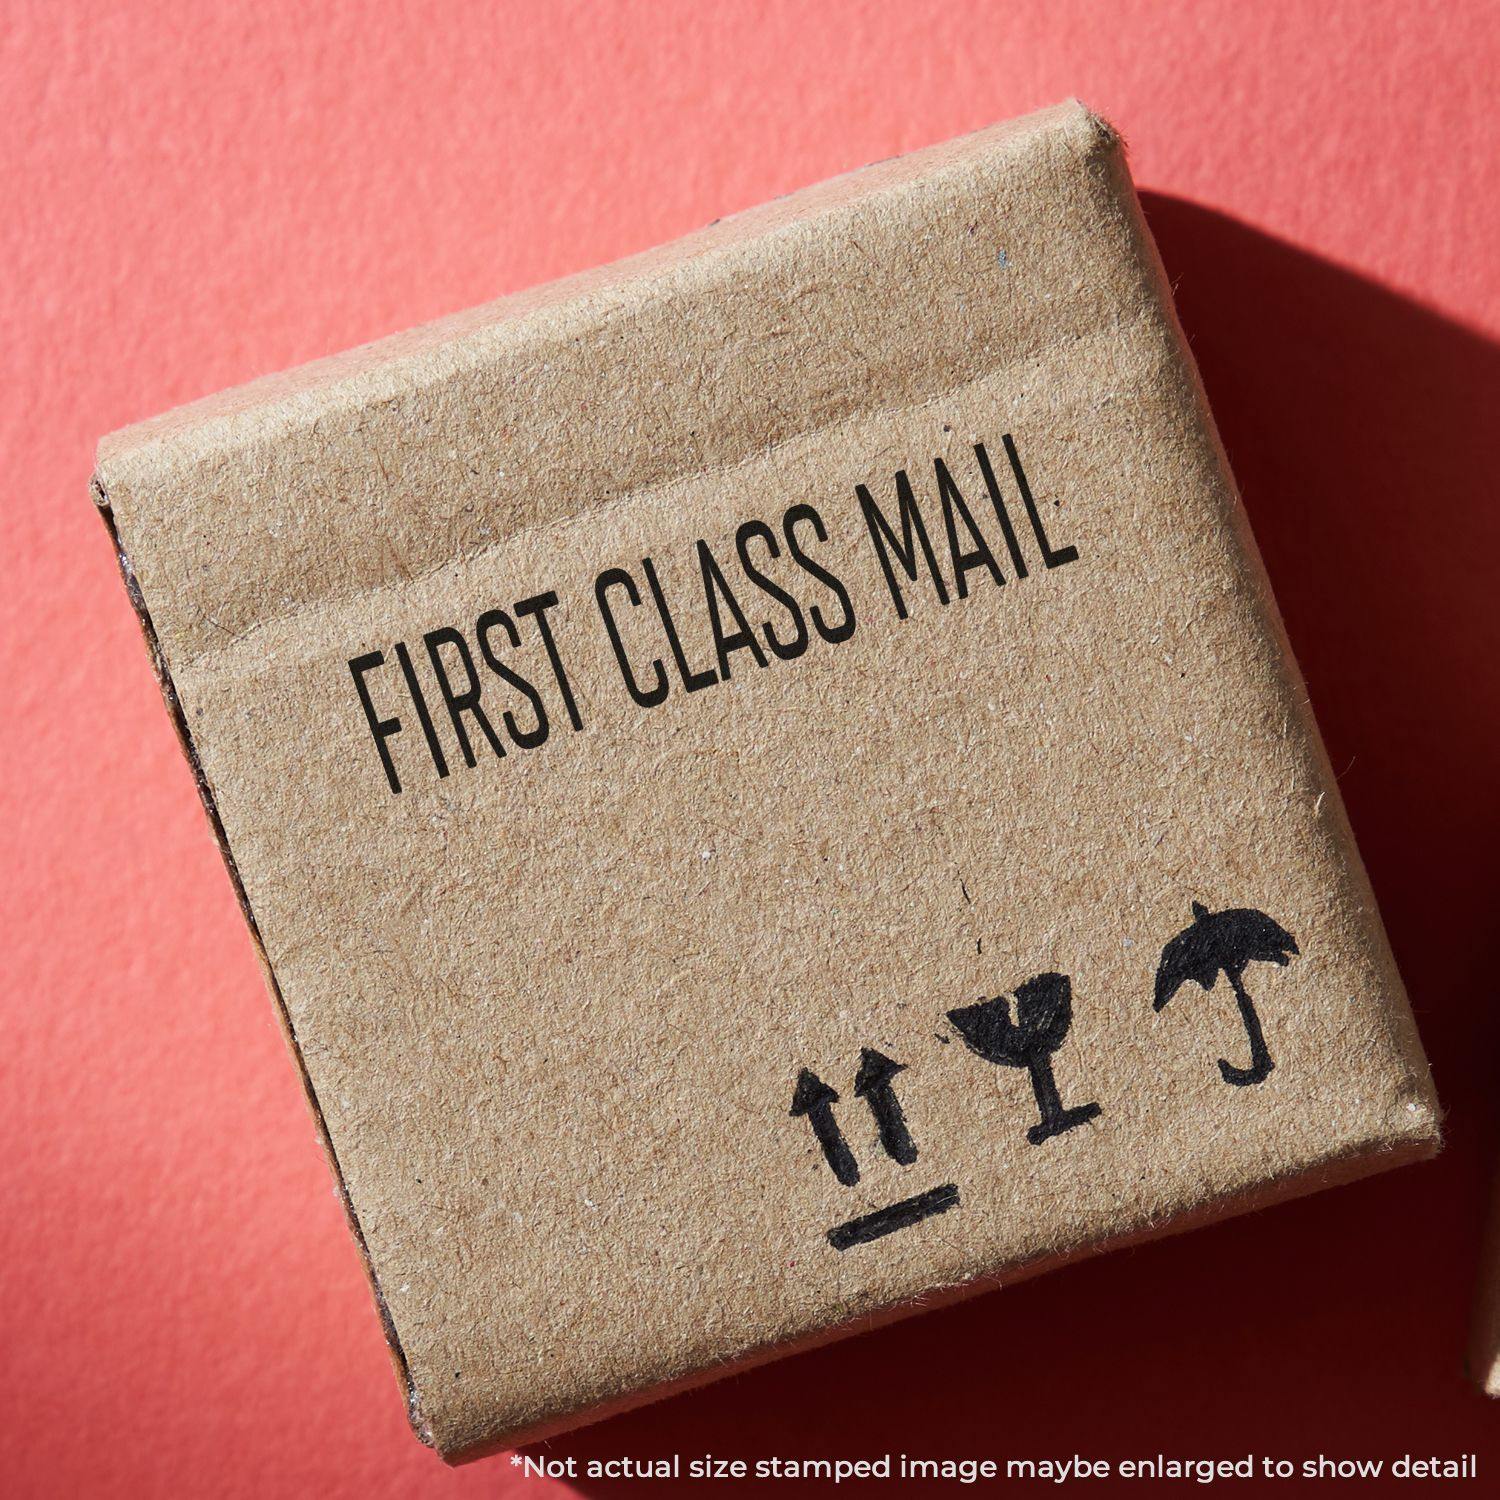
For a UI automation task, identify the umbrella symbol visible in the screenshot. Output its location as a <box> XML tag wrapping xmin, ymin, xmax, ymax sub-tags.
<box><xmin>946</xmin><ymin>972</ymin><xmax>1102</xmax><ymax>1145</ymax></box>
<box><xmin>1154</xmin><ymin>901</ymin><xmax>1299</xmax><ymax>1086</ymax></box>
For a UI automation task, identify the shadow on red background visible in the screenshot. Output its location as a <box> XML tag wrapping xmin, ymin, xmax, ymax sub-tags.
<box><xmin>523</xmin><ymin>195</ymin><xmax>1500</xmax><ymax>1490</ymax></box>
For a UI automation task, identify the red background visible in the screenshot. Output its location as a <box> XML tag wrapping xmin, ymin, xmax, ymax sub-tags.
<box><xmin>5</xmin><ymin>2</ymin><xmax>1498</xmax><ymax>1494</ymax></box>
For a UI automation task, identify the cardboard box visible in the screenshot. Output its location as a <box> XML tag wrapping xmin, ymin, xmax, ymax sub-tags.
<box><xmin>1471</xmin><ymin>1181</ymin><xmax>1500</xmax><ymax>1393</ymax></box>
<box><xmin>94</xmin><ymin>101</ymin><xmax>1438</xmax><ymax>1460</ymax></box>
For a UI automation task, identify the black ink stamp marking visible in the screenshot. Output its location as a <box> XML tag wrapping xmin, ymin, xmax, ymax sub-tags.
<box><xmin>826</xmin><ymin>1183</ymin><xmax>961</xmax><ymax>1251</ymax></box>
<box><xmin>947</xmin><ymin>972</ymin><xmax>1102</xmax><ymax>1145</ymax></box>
<box><xmin>791</xmin><ymin>1049</ymin><xmax>958</xmax><ymax>1249</ymax></box>
<box><xmin>789</xmin><ymin>904</ymin><xmax>1298</xmax><ymax>1256</ymax></box>
<box><xmin>1154</xmin><ymin>901</ymin><xmax>1299</xmax><ymax>1086</ymax></box>
<box><xmin>790</xmin><ymin>1069</ymin><xmax>860</xmax><ymax>1186</ymax></box>
<box><xmin>853</xmin><ymin>1047</ymin><xmax>917</xmax><ymax>1165</ymax></box>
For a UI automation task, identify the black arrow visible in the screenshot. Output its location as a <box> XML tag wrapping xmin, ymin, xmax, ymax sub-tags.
<box><xmin>790</xmin><ymin>1069</ymin><xmax>859</xmax><ymax>1186</ymax></box>
<box><xmin>853</xmin><ymin>1047</ymin><xmax>917</xmax><ymax>1165</ymax></box>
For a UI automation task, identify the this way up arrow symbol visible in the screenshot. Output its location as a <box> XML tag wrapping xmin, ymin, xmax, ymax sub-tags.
<box><xmin>790</xmin><ymin>1069</ymin><xmax>859</xmax><ymax>1186</ymax></box>
<box><xmin>853</xmin><ymin>1047</ymin><xmax>917</xmax><ymax>1165</ymax></box>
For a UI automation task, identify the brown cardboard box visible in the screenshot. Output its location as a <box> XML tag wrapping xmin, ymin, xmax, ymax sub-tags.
<box><xmin>94</xmin><ymin>101</ymin><xmax>1438</xmax><ymax>1460</ymax></box>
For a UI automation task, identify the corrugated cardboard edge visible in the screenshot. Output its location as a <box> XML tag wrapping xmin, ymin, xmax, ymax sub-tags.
<box><xmin>90</xmin><ymin>478</ymin><xmax>431</xmax><ymax>1444</ymax></box>
<box><xmin>92</xmin><ymin>102</ymin><xmax>1441</xmax><ymax>1461</ymax></box>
